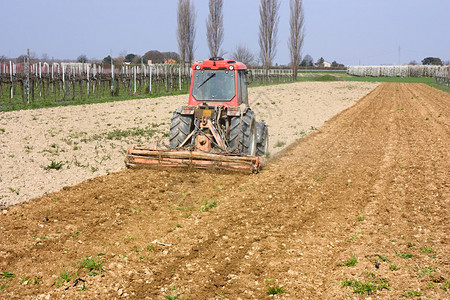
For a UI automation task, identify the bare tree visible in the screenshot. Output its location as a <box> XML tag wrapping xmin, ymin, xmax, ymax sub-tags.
<box><xmin>77</xmin><ymin>54</ymin><xmax>88</xmax><ymax>63</ymax></box>
<box><xmin>206</xmin><ymin>0</ymin><xmax>224</xmax><ymax>58</ymax></box>
<box><xmin>186</xmin><ymin>0</ymin><xmax>196</xmax><ymax>66</ymax></box>
<box><xmin>288</xmin><ymin>0</ymin><xmax>305</xmax><ymax>81</ymax></box>
<box><xmin>258</xmin><ymin>0</ymin><xmax>280</xmax><ymax>71</ymax></box>
<box><xmin>231</xmin><ymin>45</ymin><xmax>255</xmax><ymax>66</ymax></box>
<box><xmin>177</xmin><ymin>0</ymin><xmax>188</xmax><ymax>67</ymax></box>
<box><xmin>177</xmin><ymin>0</ymin><xmax>196</xmax><ymax>68</ymax></box>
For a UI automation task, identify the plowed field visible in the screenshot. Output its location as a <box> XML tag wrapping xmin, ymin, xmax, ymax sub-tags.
<box><xmin>0</xmin><ymin>83</ymin><xmax>449</xmax><ymax>299</ymax></box>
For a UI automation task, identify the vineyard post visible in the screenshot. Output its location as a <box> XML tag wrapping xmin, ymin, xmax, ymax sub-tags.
<box><xmin>149</xmin><ymin>65</ymin><xmax>152</xmax><ymax>93</ymax></box>
<box><xmin>179</xmin><ymin>66</ymin><xmax>181</xmax><ymax>91</ymax></box>
<box><xmin>165</xmin><ymin>64</ymin><xmax>168</xmax><ymax>92</ymax></box>
<box><xmin>86</xmin><ymin>64</ymin><xmax>90</xmax><ymax>98</ymax></box>
<box><xmin>62</xmin><ymin>65</ymin><xmax>65</xmax><ymax>92</ymax></box>
<box><xmin>39</xmin><ymin>62</ymin><xmax>42</xmax><ymax>98</ymax></box>
<box><xmin>93</xmin><ymin>64</ymin><xmax>96</xmax><ymax>95</ymax></box>
<box><xmin>25</xmin><ymin>50</ymin><xmax>30</xmax><ymax>104</ymax></box>
<box><xmin>134</xmin><ymin>66</ymin><xmax>136</xmax><ymax>94</ymax></box>
<box><xmin>111</xmin><ymin>59</ymin><xmax>114</xmax><ymax>96</ymax></box>
<box><xmin>10</xmin><ymin>61</ymin><xmax>13</xmax><ymax>99</ymax></box>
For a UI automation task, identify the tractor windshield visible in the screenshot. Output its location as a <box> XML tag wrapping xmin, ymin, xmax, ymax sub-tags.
<box><xmin>192</xmin><ymin>70</ymin><xmax>235</xmax><ymax>101</ymax></box>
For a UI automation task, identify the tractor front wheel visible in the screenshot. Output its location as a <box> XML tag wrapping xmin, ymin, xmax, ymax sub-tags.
<box><xmin>169</xmin><ymin>111</ymin><xmax>193</xmax><ymax>148</ymax></box>
<box><xmin>229</xmin><ymin>110</ymin><xmax>257</xmax><ymax>155</ymax></box>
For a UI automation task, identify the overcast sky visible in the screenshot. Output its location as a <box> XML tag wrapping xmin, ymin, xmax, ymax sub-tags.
<box><xmin>1</xmin><ymin>0</ymin><xmax>449</xmax><ymax>66</ymax></box>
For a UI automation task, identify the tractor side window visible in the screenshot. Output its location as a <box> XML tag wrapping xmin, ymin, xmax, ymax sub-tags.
<box><xmin>238</xmin><ymin>71</ymin><xmax>248</xmax><ymax>106</ymax></box>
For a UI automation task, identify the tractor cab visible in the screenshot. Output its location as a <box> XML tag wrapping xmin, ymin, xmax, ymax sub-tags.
<box><xmin>188</xmin><ymin>57</ymin><xmax>248</xmax><ymax>107</ymax></box>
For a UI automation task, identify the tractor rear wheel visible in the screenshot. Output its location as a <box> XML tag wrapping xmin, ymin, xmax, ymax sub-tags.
<box><xmin>229</xmin><ymin>110</ymin><xmax>256</xmax><ymax>155</ymax></box>
<box><xmin>169</xmin><ymin>111</ymin><xmax>193</xmax><ymax>148</ymax></box>
<box><xmin>256</xmin><ymin>122</ymin><xmax>269</xmax><ymax>156</ymax></box>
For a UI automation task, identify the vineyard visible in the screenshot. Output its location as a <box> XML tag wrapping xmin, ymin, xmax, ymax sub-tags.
<box><xmin>347</xmin><ymin>65</ymin><xmax>449</xmax><ymax>78</ymax></box>
<box><xmin>0</xmin><ymin>62</ymin><xmax>293</xmax><ymax>110</ymax></box>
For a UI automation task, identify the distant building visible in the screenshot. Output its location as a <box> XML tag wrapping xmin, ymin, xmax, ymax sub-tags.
<box><xmin>322</xmin><ymin>61</ymin><xmax>331</xmax><ymax>68</ymax></box>
<box><xmin>164</xmin><ymin>59</ymin><xmax>176</xmax><ymax>64</ymax></box>
<box><xmin>147</xmin><ymin>60</ymin><xmax>152</xmax><ymax>65</ymax></box>
<box><xmin>316</xmin><ymin>60</ymin><xmax>331</xmax><ymax>68</ymax></box>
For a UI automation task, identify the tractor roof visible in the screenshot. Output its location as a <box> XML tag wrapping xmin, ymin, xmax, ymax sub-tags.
<box><xmin>192</xmin><ymin>57</ymin><xmax>247</xmax><ymax>71</ymax></box>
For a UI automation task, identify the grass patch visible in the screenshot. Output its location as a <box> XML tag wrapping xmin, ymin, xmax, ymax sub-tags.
<box><xmin>429</xmin><ymin>82</ymin><xmax>450</xmax><ymax>93</ymax></box>
<box><xmin>274</xmin><ymin>140</ymin><xmax>286</xmax><ymax>148</ymax></box>
<box><xmin>199</xmin><ymin>200</ymin><xmax>217</xmax><ymax>212</ymax></box>
<box><xmin>395</xmin><ymin>250</ymin><xmax>413</xmax><ymax>259</ymax></box>
<box><xmin>403</xmin><ymin>290</ymin><xmax>421</xmax><ymax>297</ymax></box>
<box><xmin>8</xmin><ymin>187</ymin><xmax>20</xmax><ymax>195</ymax></box>
<box><xmin>163</xmin><ymin>294</ymin><xmax>181</xmax><ymax>300</ymax></box>
<box><xmin>417</xmin><ymin>265</ymin><xmax>436</xmax><ymax>277</ymax></box>
<box><xmin>342</xmin><ymin>254</ymin><xmax>358</xmax><ymax>267</ymax></box>
<box><xmin>55</xmin><ymin>269</ymin><xmax>74</xmax><ymax>287</ymax></box>
<box><xmin>0</xmin><ymin>89</ymin><xmax>190</xmax><ymax>112</ymax></box>
<box><xmin>314</xmin><ymin>74</ymin><xmax>339</xmax><ymax>81</ymax></box>
<box><xmin>43</xmin><ymin>160</ymin><xmax>65</xmax><ymax>170</ymax></box>
<box><xmin>79</xmin><ymin>256</ymin><xmax>103</xmax><ymax>276</ymax></box>
<box><xmin>342</xmin><ymin>278</ymin><xmax>389</xmax><ymax>295</ymax></box>
<box><xmin>0</xmin><ymin>271</ymin><xmax>15</xmax><ymax>279</ymax></box>
<box><xmin>266</xmin><ymin>285</ymin><xmax>286</xmax><ymax>295</ymax></box>
<box><xmin>389</xmin><ymin>263</ymin><xmax>400</xmax><ymax>271</ymax></box>
<box><xmin>420</xmin><ymin>246</ymin><xmax>434</xmax><ymax>254</ymax></box>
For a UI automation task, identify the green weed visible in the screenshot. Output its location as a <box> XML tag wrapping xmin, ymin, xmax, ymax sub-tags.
<box><xmin>20</xmin><ymin>277</ymin><xmax>29</xmax><ymax>284</ymax></box>
<box><xmin>376</xmin><ymin>254</ymin><xmax>388</xmax><ymax>262</ymax></box>
<box><xmin>55</xmin><ymin>269</ymin><xmax>73</xmax><ymax>287</ymax></box>
<box><xmin>199</xmin><ymin>200</ymin><xmax>217</xmax><ymax>212</ymax></box>
<box><xmin>441</xmin><ymin>280</ymin><xmax>450</xmax><ymax>291</ymax></box>
<box><xmin>163</xmin><ymin>295</ymin><xmax>181</xmax><ymax>300</ymax></box>
<box><xmin>43</xmin><ymin>160</ymin><xmax>65</xmax><ymax>170</ymax></box>
<box><xmin>395</xmin><ymin>250</ymin><xmax>413</xmax><ymax>259</ymax></box>
<box><xmin>266</xmin><ymin>285</ymin><xmax>286</xmax><ymax>295</ymax></box>
<box><xmin>403</xmin><ymin>290</ymin><xmax>421</xmax><ymax>297</ymax></box>
<box><xmin>342</xmin><ymin>278</ymin><xmax>389</xmax><ymax>295</ymax></box>
<box><xmin>0</xmin><ymin>272</ymin><xmax>15</xmax><ymax>279</ymax></box>
<box><xmin>71</xmin><ymin>231</ymin><xmax>81</xmax><ymax>238</ymax></box>
<box><xmin>389</xmin><ymin>264</ymin><xmax>400</xmax><ymax>271</ymax></box>
<box><xmin>79</xmin><ymin>256</ymin><xmax>103</xmax><ymax>276</ymax></box>
<box><xmin>417</xmin><ymin>265</ymin><xmax>436</xmax><ymax>277</ymax></box>
<box><xmin>420</xmin><ymin>247</ymin><xmax>434</xmax><ymax>254</ymax></box>
<box><xmin>8</xmin><ymin>187</ymin><xmax>20</xmax><ymax>195</ymax></box>
<box><xmin>342</xmin><ymin>254</ymin><xmax>358</xmax><ymax>267</ymax></box>
<box><xmin>129</xmin><ymin>207</ymin><xmax>142</xmax><ymax>213</ymax></box>
<box><xmin>274</xmin><ymin>141</ymin><xmax>286</xmax><ymax>148</ymax></box>
<box><xmin>358</xmin><ymin>214</ymin><xmax>365</xmax><ymax>222</ymax></box>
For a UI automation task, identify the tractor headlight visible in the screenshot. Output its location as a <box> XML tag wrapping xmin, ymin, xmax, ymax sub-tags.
<box><xmin>228</xmin><ymin>65</ymin><xmax>234</xmax><ymax>71</ymax></box>
<box><xmin>195</xmin><ymin>65</ymin><xmax>201</xmax><ymax>70</ymax></box>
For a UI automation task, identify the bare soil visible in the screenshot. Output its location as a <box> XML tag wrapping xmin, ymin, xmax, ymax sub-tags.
<box><xmin>0</xmin><ymin>83</ymin><xmax>449</xmax><ymax>299</ymax></box>
<box><xmin>0</xmin><ymin>81</ymin><xmax>376</xmax><ymax>207</ymax></box>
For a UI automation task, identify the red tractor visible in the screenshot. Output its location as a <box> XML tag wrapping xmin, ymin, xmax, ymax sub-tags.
<box><xmin>126</xmin><ymin>57</ymin><xmax>268</xmax><ymax>172</ymax></box>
